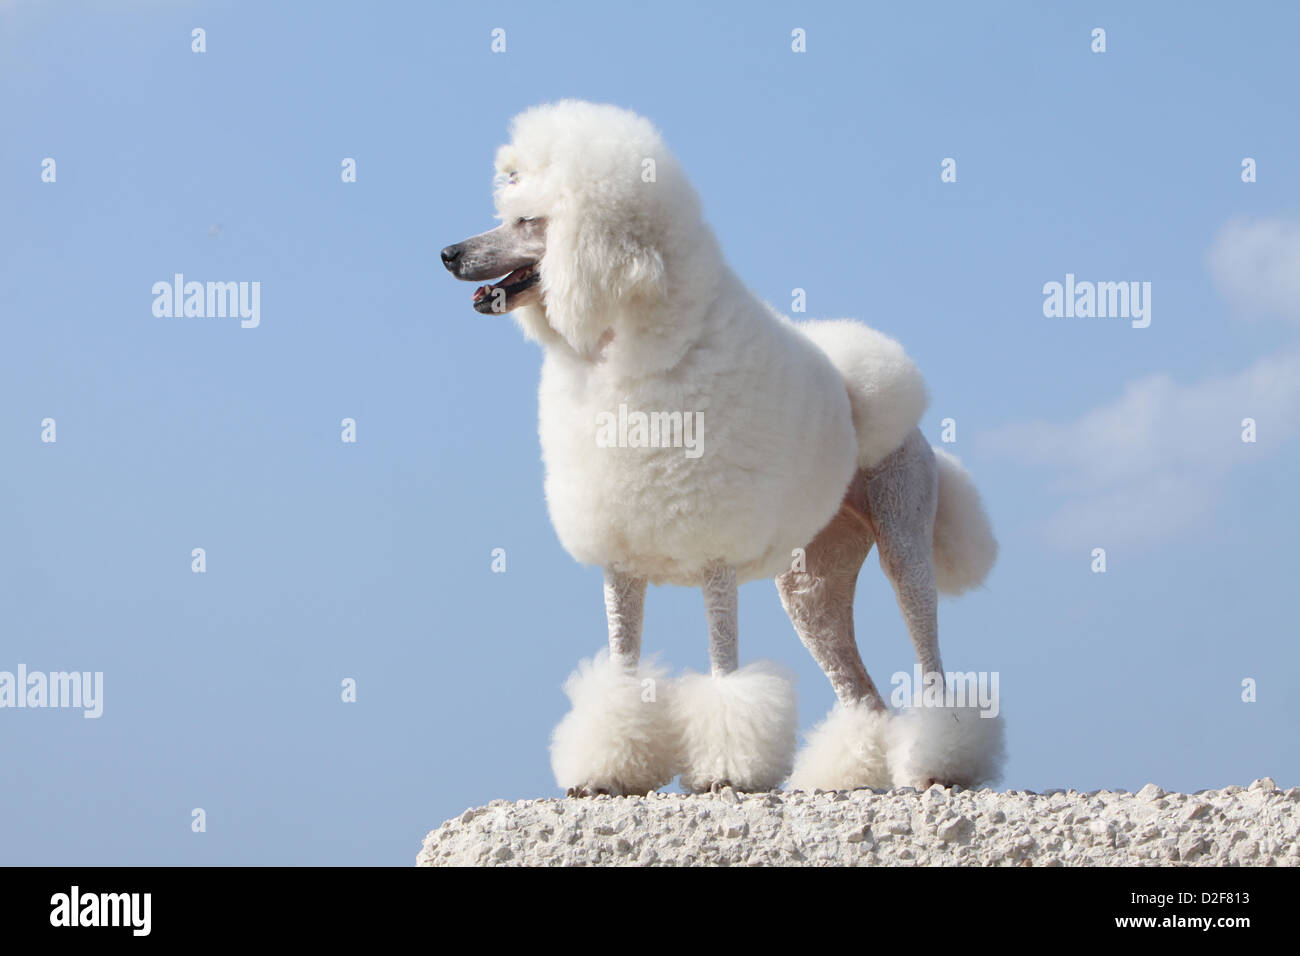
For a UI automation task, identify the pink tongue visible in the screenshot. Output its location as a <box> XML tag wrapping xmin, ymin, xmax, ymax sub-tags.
<box><xmin>472</xmin><ymin>285</ymin><xmax>489</xmax><ymax>302</ymax></box>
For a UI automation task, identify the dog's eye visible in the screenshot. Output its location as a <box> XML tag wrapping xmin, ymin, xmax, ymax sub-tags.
<box><xmin>517</xmin><ymin>216</ymin><xmax>536</xmax><ymax>224</ymax></box>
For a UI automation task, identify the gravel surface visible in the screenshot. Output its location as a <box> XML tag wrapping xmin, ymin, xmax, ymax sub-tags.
<box><xmin>418</xmin><ymin>778</ymin><xmax>1298</xmax><ymax>866</ymax></box>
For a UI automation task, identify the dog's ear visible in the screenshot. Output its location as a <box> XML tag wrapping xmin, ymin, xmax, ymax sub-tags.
<box><xmin>541</xmin><ymin>214</ymin><xmax>666</xmax><ymax>355</ymax></box>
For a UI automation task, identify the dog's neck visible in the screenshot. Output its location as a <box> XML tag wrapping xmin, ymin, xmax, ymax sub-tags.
<box><xmin>588</xmin><ymin>327</ymin><xmax>616</xmax><ymax>362</ymax></box>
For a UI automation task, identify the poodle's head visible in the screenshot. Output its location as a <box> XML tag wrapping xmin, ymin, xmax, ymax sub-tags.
<box><xmin>442</xmin><ymin>100</ymin><xmax>706</xmax><ymax>355</ymax></box>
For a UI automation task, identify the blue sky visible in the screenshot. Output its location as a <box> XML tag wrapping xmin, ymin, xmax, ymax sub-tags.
<box><xmin>1</xmin><ymin>1</ymin><xmax>1297</xmax><ymax>865</ymax></box>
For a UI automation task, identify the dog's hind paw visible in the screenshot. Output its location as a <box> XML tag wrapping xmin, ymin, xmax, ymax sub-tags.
<box><xmin>885</xmin><ymin>704</ymin><xmax>1006</xmax><ymax>790</ymax></box>
<box><xmin>788</xmin><ymin>702</ymin><xmax>892</xmax><ymax>792</ymax></box>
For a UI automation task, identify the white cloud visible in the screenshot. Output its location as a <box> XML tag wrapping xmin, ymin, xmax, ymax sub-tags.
<box><xmin>984</xmin><ymin>352</ymin><xmax>1300</xmax><ymax>546</ymax></box>
<box><xmin>986</xmin><ymin>218</ymin><xmax>1300</xmax><ymax>548</ymax></box>
<box><xmin>1206</xmin><ymin>218</ymin><xmax>1300</xmax><ymax>322</ymax></box>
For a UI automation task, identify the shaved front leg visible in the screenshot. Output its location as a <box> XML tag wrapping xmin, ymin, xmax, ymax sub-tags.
<box><xmin>702</xmin><ymin>562</ymin><xmax>738</xmax><ymax>675</ymax></box>
<box><xmin>557</xmin><ymin>567</ymin><xmax>673</xmax><ymax>798</ymax></box>
<box><xmin>603</xmin><ymin>568</ymin><xmax>647</xmax><ymax>671</ymax></box>
<box><xmin>678</xmin><ymin>560</ymin><xmax>797</xmax><ymax>792</ymax></box>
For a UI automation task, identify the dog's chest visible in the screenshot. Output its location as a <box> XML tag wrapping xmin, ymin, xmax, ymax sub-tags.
<box><xmin>537</xmin><ymin>360</ymin><xmax>706</xmax><ymax>480</ymax></box>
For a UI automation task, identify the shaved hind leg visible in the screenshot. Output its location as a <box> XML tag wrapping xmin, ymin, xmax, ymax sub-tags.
<box><xmin>863</xmin><ymin>430</ymin><xmax>1006</xmax><ymax>789</ymax></box>
<box><xmin>863</xmin><ymin>430</ymin><xmax>942</xmax><ymax>685</ymax></box>
<box><xmin>780</xmin><ymin>472</ymin><xmax>896</xmax><ymax>791</ymax></box>
<box><xmin>776</xmin><ymin>471</ymin><xmax>886</xmax><ymax>712</ymax></box>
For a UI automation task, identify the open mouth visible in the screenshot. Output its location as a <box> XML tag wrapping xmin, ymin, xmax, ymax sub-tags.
<box><xmin>471</xmin><ymin>264</ymin><xmax>539</xmax><ymax>313</ymax></box>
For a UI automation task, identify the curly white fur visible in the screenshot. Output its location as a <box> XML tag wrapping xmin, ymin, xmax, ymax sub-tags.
<box><xmin>885</xmin><ymin>704</ymin><xmax>1007</xmax><ymax>789</ymax></box>
<box><xmin>492</xmin><ymin>101</ymin><xmax>860</xmax><ymax>588</ymax></box>
<box><xmin>449</xmin><ymin>101</ymin><xmax>1004</xmax><ymax>799</ymax></box>
<box><xmin>788</xmin><ymin>703</ymin><xmax>893</xmax><ymax>791</ymax></box>
<box><xmin>673</xmin><ymin>661</ymin><xmax>798</xmax><ymax>792</ymax></box>
<box><xmin>549</xmin><ymin>650</ymin><xmax>679</xmax><ymax>795</ymax></box>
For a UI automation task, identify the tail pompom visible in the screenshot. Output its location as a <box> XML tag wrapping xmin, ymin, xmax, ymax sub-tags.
<box><xmin>931</xmin><ymin>448</ymin><xmax>996</xmax><ymax>595</ymax></box>
<box><xmin>797</xmin><ymin>319</ymin><xmax>930</xmax><ymax>469</ymax></box>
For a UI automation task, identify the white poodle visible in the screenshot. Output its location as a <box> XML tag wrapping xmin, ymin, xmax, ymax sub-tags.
<box><xmin>442</xmin><ymin>100</ymin><xmax>1005</xmax><ymax>796</ymax></box>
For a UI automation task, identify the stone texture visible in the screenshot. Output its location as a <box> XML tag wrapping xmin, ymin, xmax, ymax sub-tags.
<box><xmin>417</xmin><ymin>781</ymin><xmax>1298</xmax><ymax>867</ymax></box>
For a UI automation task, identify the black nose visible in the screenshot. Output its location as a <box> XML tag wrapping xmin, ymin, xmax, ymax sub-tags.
<box><xmin>440</xmin><ymin>245</ymin><xmax>462</xmax><ymax>269</ymax></box>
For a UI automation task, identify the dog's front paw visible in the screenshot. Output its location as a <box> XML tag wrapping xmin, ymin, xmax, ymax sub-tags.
<box><xmin>565</xmin><ymin>784</ymin><xmax>612</xmax><ymax>798</ymax></box>
<box><xmin>675</xmin><ymin>778</ymin><xmax>738</xmax><ymax>796</ymax></box>
<box><xmin>673</xmin><ymin>661</ymin><xmax>797</xmax><ymax>793</ymax></box>
<box><xmin>550</xmin><ymin>651</ymin><xmax>680</xmax><ymax>796</ymax></box>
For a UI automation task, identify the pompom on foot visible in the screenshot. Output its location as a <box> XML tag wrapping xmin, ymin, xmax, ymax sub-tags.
<box><xmin>788</xmin><ymin>701</ymin><xmax>893</xmax><ymax>792</ymax></box>
<box><xmin>885</xmin><ymin>702</ymin><xmax>1006</xmax><ymax>789</ymax></box>
<box><xmin>673</xmin><ymin>660</ymin><xmax>798</xmax><ymax>793</ymax></box>
<box><xmin>549</xmin><ymin>650</ymin><xmax>679</xmax><ymax>797</ymax></box>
